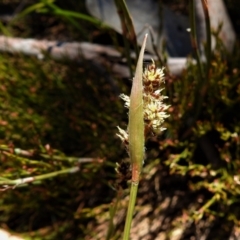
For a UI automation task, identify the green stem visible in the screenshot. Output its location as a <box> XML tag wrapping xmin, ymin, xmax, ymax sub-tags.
<box><xmin>122</xmin><ymin>34</ymin><xmax>147</xmax><ymax>240</ymax></box>
<box><xmin>123</xmin><ymin>181</ymin><xmax>139</xmax><ymax>240</ymax></box>
<box><xmin>0</xmin><ymin>167</ymin><xmax>80</xmax><ymax>188</ymax></box>
<box><xmin>201</xmin><ymin>0</ymin><xmax>211</xmax><ymax>77</ymax></box>
<box><xmin>189</xmin><ymin>0</ymin><xmax>206</xmax><ymax>123</ymax></box>
<box><xmin>189</xmin><ymin>0</ymin><xmax>204</xmax><ymax>82</ymax></box>
<box><xmin>199</xmin><ymin>194</ymin><xmax>217</xmax><ymax>213</ymax></box>
<box><xmin>114</xmin><ymin>0</ymin><xmax>139</xmax><ymax>77</ymax></box>
<box><xmin>114</xmin><ymin>0</ymin><xmax>139</xmax><ymax>56</ymax></box>
<box><xmin>106</xmin><ymin>192</ymin><xmax>121</xmax><ymax>240</ymax></box>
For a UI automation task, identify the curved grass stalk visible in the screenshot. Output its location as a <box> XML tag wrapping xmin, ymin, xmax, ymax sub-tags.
<box><xmin>122</xmin><ymin>34</ymin><xmax>147</xmax><ymax>240</ymax></box>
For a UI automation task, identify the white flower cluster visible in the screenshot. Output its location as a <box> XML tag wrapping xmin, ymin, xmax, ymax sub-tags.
<box><xmin>142</xmin><ymin>62</ymin><xmax>170</xmax><ymax>133</ymax></box>
<box><xmin>117</xmin><ymin>60</ymin><xmax>170</xmax><ymax>145</ymax></box>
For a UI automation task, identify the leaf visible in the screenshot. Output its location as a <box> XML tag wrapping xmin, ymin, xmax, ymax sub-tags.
<box><xmin>128</xmin><ymin>34</ymin><xmax>147</xmax><ymax>173</ymax></box>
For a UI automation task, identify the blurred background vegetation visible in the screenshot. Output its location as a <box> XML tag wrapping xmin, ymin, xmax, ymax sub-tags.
<box><xmin>0</xmin><ymin>0</ymin><xmax>240</xmax><ymax>239</ymax></box>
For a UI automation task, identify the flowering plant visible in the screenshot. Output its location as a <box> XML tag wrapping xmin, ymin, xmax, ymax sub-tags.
<box><xmin>116</xmin><ymin>34</ymin><xmax>170</xmax><ymax>239</ymax></box>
